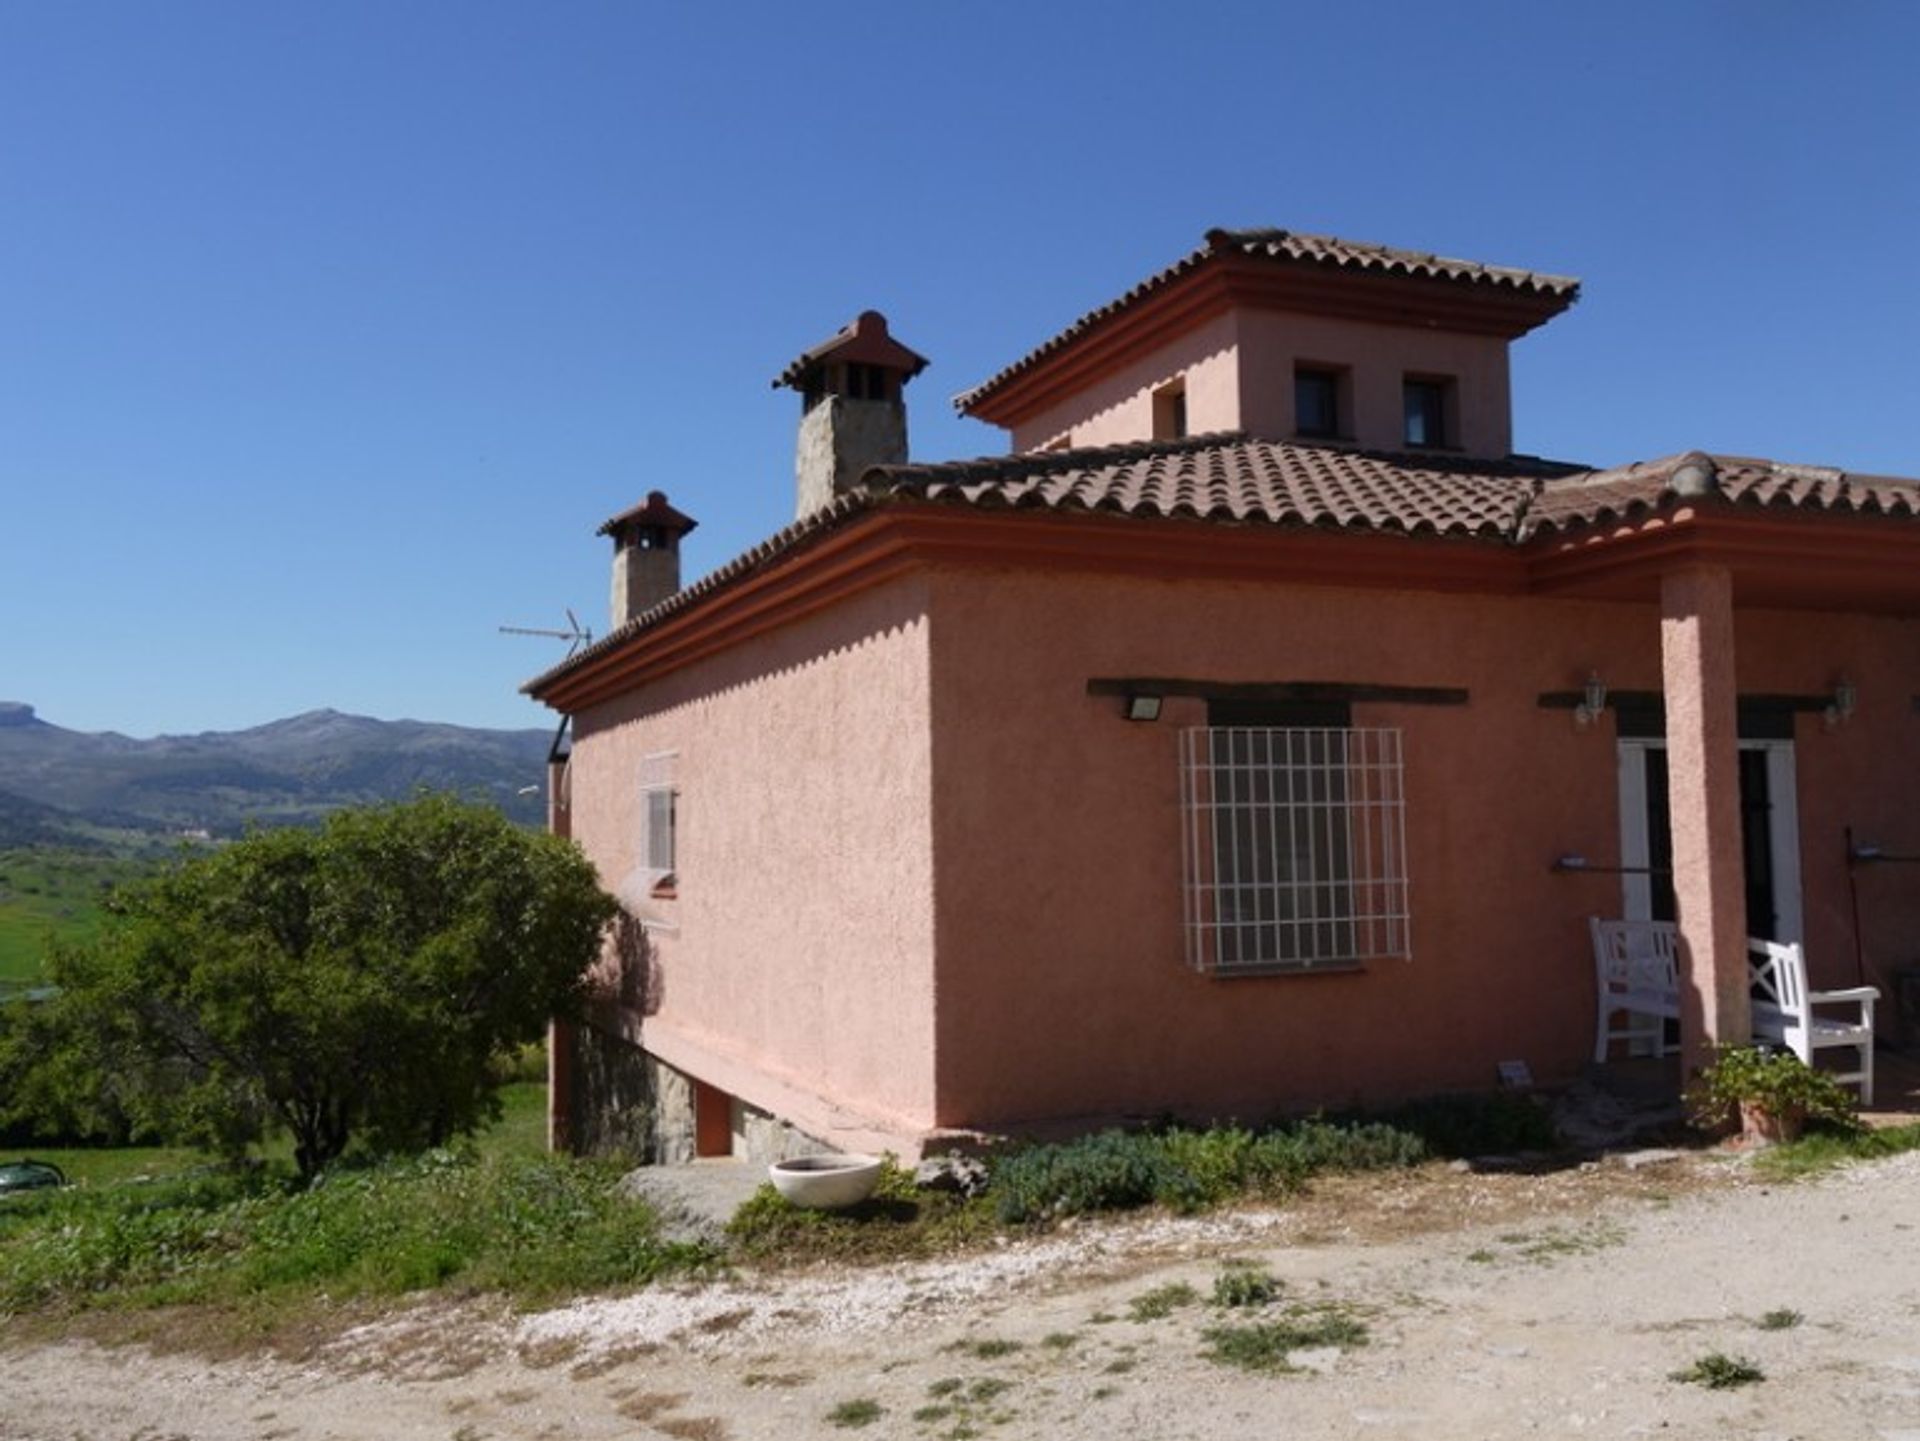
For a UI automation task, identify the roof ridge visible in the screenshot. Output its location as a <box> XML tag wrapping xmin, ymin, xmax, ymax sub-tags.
<box><xmin>863</xmin><ymin>430</ymin><xmax>1249</xmax><ymax>487</ymax></box>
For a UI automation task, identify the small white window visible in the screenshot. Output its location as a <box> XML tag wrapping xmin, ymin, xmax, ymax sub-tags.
<box><xmin>1180</xmin><ymin>726</ymin><xmax>1409</xmax><ymax>974</ymax></box>
<box><xmin>639</xmin><ymin>750</ymin><xmax>678</xmax><ymax>891</ymax></box>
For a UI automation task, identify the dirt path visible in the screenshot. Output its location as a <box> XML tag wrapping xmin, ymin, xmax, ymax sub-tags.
<box><xmin>4</xmin><ymin>1150</ymin><xmax>1920</xmax><ymax>1441</ymax></box>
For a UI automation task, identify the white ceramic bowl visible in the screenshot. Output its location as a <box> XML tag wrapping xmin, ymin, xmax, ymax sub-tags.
<box><xmin>768</xmin><ymin>1153</ymin><xmax>883</xmax><ymax>1209</ymax></box>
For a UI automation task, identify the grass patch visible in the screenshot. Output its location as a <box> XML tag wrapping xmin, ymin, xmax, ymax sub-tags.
<box><xmin>948</xmin><ymin>1337</ymin><xmax>1022</xmax><ymax>1359</ymax></box>
<box><xmin>825</xmin><ymin>1398</ymin><xmax>884</xmax><ymax>1428</ymax></box>
<box><xmin>0</xmin><ymin>844</ymin><xmax>167</xmax><ymax>992</ymax></box>
<box><xmin>1128</xmin><ymin>1281</ymin><xmax>1198</xmax><ymax>1321</ymax></box>
<box><xmin>1040</xmin><ymin>1330</ymin><xmax>1078</xmax><ymax>1350</ymax></box>
<box><xmin>726</xmin><ymin>1161</ymin><xmax>996</xmax><ymax>1265</ymax></box>
<box><xmin>1670</xmin><ymin>1352</ymin><xmax>1764</xmax><ymax>1389</ymax></box>
<box><xmin>0</xmin><ymin>1143</ymin><xmax>713</xmax><ymax>1315</ymax></box>
<box><xmin>1755</xmin><ymin>1308</ymin><xmax>1803</xmax><ymax>1331</ymax></box>
<box><xmin>1201</xmin><ymin>1305</ymin><xmax>1369</xmax><ymax>1374</ymax></box>
<box><xmin>1752</xmin><ymin>1121</ymin><xmax>1920</xmax><ymax>1181</ymax></box>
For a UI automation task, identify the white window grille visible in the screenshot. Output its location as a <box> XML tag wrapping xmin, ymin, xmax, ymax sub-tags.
<box><xmin>639</xmin><ymin>750</ymin><xmax>678</xmax><ymax>883</ymax></box>
<box><xmin>1180</xmin><ymin>726</ymin><xmax>1409</xmax><ymax>975</ymax></box>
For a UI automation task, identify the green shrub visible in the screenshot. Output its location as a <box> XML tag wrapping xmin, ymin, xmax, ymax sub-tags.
<box><xmin>1365</xmin><ymin>1092</ymin><xmax>1557</xmax><ymax>1157</ymax></box>
<box><xmin>1670</xmin><ymin>1352</ymin><xmax>1764</xmax><ymax>1389</ymax></box>
<box><xmin>1688</xmin><ymin>1046</ymin><xmax>1859</xmax><ymax>1134</ymax></box>
<box><xmin>1212</xmin><ymin>1262</ymin><xmax>1279</xmax><ymax>1308</ymax></box>
<box><xmin>991</xmin><ymin>1118</ymin><xmax>1425</xmax><ymax>1224</ymax></box>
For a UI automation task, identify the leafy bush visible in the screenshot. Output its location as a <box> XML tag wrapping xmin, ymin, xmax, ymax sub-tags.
<box><xmin>4</xmin><ymin>795</ymin><xmax>616</xmax><ymax>1179</ymax></box>
<box><xmin>1688</xmin><ymin>1046</ymin><xmax>1859</xmax><ymax>1133</ymax></box>
<box><xmin>1212</xmin><ymin>1262</ymin><xmax>1279</xmax><ymax>1308</ymax></box>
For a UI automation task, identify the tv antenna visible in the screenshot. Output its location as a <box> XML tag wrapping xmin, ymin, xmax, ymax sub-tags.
<box><xmin>499</xmin><ymin>608</ymin><xmax>593</xmax><ymax>658</ymax></box>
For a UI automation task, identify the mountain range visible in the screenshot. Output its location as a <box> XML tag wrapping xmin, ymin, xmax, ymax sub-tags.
<box><xmin>0</xmin><ymin>702</ymin><xmax>553</xmax><ymax>844</ymax></box>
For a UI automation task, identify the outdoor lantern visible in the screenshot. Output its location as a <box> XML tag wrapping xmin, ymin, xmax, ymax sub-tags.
<box><xmin>1826</xmin><ymin>677</ymin><xmax>1857</xmax><ymax>729</ymax></box>
<box><xmin>1575</xmin><ymin>672</ymin><xmax>1608</xmax><ymax>728</ymax></box>
<box><xmin>1125</xmin><ymin>693</ymin><xmax>1163</xmax><ymax>722</ymax></box>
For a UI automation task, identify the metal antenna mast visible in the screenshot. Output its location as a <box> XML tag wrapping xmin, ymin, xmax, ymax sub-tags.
<box><xmin>498</xmin><ymin>608</ymin><xmax>593</xmax><ymax>658</ymax></box>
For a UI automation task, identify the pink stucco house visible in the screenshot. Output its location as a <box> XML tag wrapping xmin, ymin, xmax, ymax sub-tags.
<box><xmin>527</xmin><ymin>229</ymin><xmax>1920</xmax><ymax>1163</ymax></box>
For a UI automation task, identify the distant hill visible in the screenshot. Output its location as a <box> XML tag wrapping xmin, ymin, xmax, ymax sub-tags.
<box><xmin>0</xmin><ymin>702</ymin><xmax>553</xmax><ymax>838</ymax></box>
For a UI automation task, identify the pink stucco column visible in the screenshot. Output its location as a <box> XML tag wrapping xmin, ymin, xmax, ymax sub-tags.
<box><xmin>1659</xmin><ymin>564</ymin><xmax>1751</xmax><ymax>1075</ymax></box>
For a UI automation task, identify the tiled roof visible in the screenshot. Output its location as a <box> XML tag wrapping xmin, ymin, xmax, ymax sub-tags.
<box><xmin>864</xmin><ymin>433</ymin><xmax>1572</xmax><ymax>539</ymax></box>
<box><xmin>1526</xmin><ymin>452</ymin><xmax>1920</xmax><ymax>536</ymax></box>
<box><xmin>955</xmin><ymin>228</ymin><xmax>1581</xmax><ymax>414</ymax></box>
<box><xmin>526</xmin><ymin>435</ymin><xmax>1920</xmax><ymax>698</ymax></box>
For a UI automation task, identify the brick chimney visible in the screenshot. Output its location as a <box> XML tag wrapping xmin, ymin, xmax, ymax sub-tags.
<box><xmin>598</xmin><ymin>491</ymin><xmax>697</xmax><ymax>628</ymax></box>
<box><xmin>773</xmin><ymin>311</ymin><xmax>928</xmax><ymax>520</ymax></box>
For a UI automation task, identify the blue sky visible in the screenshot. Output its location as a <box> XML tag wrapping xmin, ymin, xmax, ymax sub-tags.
<box><xmin>4</xmin><ymin>2</ymin><xmax>1917</xmax><ymax>737</ymax></box>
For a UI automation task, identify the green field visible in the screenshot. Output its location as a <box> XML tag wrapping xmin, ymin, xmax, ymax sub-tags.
<box><xmin>0</xmin><ymin>844</ymin><xmax>172</xmax><ymax>992</ymax></box>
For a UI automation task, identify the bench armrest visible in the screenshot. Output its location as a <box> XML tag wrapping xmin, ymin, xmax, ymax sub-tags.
<box><xmin>1808</xmin><ymin>986</ymin><xmax>1880</xmax><ymax>1004</ymax></box>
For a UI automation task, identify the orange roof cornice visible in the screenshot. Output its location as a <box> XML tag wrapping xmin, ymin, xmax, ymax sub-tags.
<box><xmin>1525</xmin><ymin>507</ymin><xmax>1920</xmax><ymax>613</ymax></box>
<box><xmin>532</xmin><ymin>505</ymin><xmax>1523</xmax><ymax>713</ymax></box>
<box><xmin>963</xmin><ymin>255</ymin><xmax>1570</xmax><ymax>431</ymax></box>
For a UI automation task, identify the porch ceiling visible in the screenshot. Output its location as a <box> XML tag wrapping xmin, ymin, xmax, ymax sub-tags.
<box><xmin>1525</xmin><ymin>506</ymin><xmax>1920</xmax><ymax>615</ymax></box>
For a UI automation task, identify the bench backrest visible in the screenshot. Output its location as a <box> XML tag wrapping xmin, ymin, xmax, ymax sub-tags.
<box><xmin>1747</xmin><ymin>936</ymin><xmax>1807</xmax><ymax>1018</ymax></box>
<box><xmin>1590</xmin><ymin>917</ymin><xmax>1680</xmax><ymax>996</ymax></box>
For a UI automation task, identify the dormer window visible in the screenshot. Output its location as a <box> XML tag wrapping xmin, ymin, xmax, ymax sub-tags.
<box><xmin>1294</xmin><ymin>366</ymin><xmax>1343</xmax><ymax>440</ymax></box>
<box><xmin>1403</xmin><ymin>377</ymin><xmax>1454</xmax><ymax>449</ymax></box>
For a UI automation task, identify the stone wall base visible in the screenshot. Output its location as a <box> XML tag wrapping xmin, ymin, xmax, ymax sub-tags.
<box><xmin>562</xmin><ymin>1018</ymin><xmax>830</xmax><ymax>1165</ymax></box>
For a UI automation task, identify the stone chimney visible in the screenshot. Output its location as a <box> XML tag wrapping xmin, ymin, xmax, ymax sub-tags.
<box><xmin>598</xmin><ymin>491</ymin><xmax>698</xmax><ymax>628</ymax></box>
<box><xmin>772</xmin><ymin>310</ymin><xmax>928</xmax><ymax>519</ymax></box>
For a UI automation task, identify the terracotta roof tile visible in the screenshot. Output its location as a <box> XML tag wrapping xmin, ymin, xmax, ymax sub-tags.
<box><xmin>527</xmin><ymin>436</ymin><xmax>1920</xmax><ymax>699</ymax></box>
<box><xmin>1524</xmin><ymin>453</ymin><xmax>1920</xmax><ymax>537</ymax></box>
<box><xmin>956</xmin><ymin>228</ymin><xmax>1580</xmax><ymax>414</ymax></box>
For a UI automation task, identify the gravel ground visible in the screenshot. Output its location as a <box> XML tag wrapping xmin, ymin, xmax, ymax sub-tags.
<box><xmin>4</xmin><ymin>1149</ymin><xmax>1920</xmax><ymax>1440</ymax></box>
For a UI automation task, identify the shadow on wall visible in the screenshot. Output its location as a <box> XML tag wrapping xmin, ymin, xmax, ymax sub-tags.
<box><xmin>601</xmin><ymin>910</ymin><xmax>664</xmax><ymax>1017</ymax></box>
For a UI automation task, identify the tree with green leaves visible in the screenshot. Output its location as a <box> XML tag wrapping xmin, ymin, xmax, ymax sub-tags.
<box><xmin>0</xmin><ymin>795</ymin><xmax>614</xmax><ymax>1179</ymax></box>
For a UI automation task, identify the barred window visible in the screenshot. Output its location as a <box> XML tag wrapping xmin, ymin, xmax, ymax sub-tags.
<box><xmin>1179</xmin><ymin>724</ymin><xmax>1409</xmax><ymax>975</ymax></box>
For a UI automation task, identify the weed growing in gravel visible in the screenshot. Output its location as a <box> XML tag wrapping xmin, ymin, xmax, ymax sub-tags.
<box><xmin>1670</xmin><ymin>1353</ymin><xmax>1765</xmax><ymax>1389</ymax></box>
<box><xmin>1041</xmin><ymin>1331</ymin><xmax>1079</xmax><ymax>1350</ymax></box>
<box><xmin>1213</xmin><ymin>1262</ymin><xmax>1280</xmax><ymax>1308</ymax></box>
<box><xmin>1753</xmin><ymin>1121</ymin><xmax>1920</xmax><ymax>1181</ymax></box>
<box><xmin>1129</xmin><ymin>1281</ymin><xmax>1198</xmax><ymax>1321</ymax></box>
<box><xmin>947</xmin><ymin>1337</ymin><xmax>1022</xmax><ymax>1359</ymax></box>
<box><xmin>1201</xmin><ymin>1305</ymin><xmax>1369</xmax><ymax>1374</ymax></box>
<box><xmin>915</xmin><ymin>1377</ymin><xmax>1015</xmax><ymax>1436</ymax></box>
<box><xmin>825</xmin><ymin>1398</ymin><xmax>885</xmax><ymax>1428</ymax></box>
<box><xmin>1103</xmin><ymin>1358</ymin><xmax>1136</xmax><ymax>1375</ymax></box>
<box><xmin>1755</xmin><ymin>1308</ymin><xmax>1803</xmax><ymax>1331</ymax></box>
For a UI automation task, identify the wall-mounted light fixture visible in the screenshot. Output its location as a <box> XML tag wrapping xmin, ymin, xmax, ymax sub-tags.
<box><xmin>1825</xmin><ymin>676</ymin><xmax>1857</xmax><ymax>730</ymax></box>
<box><xmin>1574</xmin><ymin>672</ymin><xmax>1608</xmax><ymax>728</ymax></box>
<box><xmin>1124</xmin><ymin>693</ymin><xmax>1163</xmax><ymax>723</ymax></box>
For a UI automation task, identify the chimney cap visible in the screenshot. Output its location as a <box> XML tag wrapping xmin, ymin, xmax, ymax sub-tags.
<box><xmin>772</xmin><ymin>310</ymin><xmax>929</xmax><ymax>390</ymax></box>
<box><xmin>598</xmin><ymin>489</ymin><xmax>699</xmax><ymax>540</ymax></box>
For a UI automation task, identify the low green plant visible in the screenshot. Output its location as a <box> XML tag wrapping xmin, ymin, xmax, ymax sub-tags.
<box><xmin>825</xmin><ymin>1398</ymin><xmax>884</xmax><ymax>1428</ymax></box>
<box><xmin>1753</xmin><ymin>1120</ymin><xmax>1920</xmax><ymax>1180</ymax></box>
<box><xmin>1364</xmin><ymin>1091</ymin><xmax>1558</xmax><ymax>1157</ymax></box>
<box><xmin>991</xmin><ymin>1117</ymin><xmax>1424</xmax><ymax>1224</ymax></box>
<box><xmin>1128</xmin><ymin>1281</ymin><xmax>1198</xmax><ymax>1321</ymax></box>
<box><xmin>1201</xmin><ymin>1305</ymin><xmax>1369</xmax><ymax>1373</ymax></box>
<box><xmin>1212</xmin><ymin>1262</ymin><xmax>1280</xmax><ymax>1308</ymax></box>
<box><xmin>725</xmin><ymin>1161</ymin><xmax>993</xmax><ymax>1263</ymax></box>
<box><xmin>1688</xmin><ymin>1046</ymin><xmax>1858</xmax><ymax>1134</ymax></box>
<box><xmin>0</xmin><ymin>1146</ymin><xmax>713</xmax><ymax>1314</ymax></box>
<box><xmin>1670</xmin><ymin>1352</ymin><xmax>1764</xmax><ymax>1389</ymax></box>
<box><xmin>1756</xmin><ymin>1308</ymin><xmax>1802</xmax><ymax>1331</ymax></box>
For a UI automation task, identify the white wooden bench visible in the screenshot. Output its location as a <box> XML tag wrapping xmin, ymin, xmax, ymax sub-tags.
<box><xmin>1590</xmin><ymin>918</ymin><xmax>1880</xmax><ymax>1102</ymax></box>
<box><xmin>1747</xmin><ymin>936</ymin><xmax>1879</xmax><ymax>1106</ymax></box>
<box><xmin>1591</xmin><ymin>917</ymin><xmax>1682</xmax><ymax>1062</ymax></box>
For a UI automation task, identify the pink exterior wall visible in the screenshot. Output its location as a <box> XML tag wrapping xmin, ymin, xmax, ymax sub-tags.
<box><xmin>1011</xmin><ymin>312</ymin><xmax>1240</xmax><ymax>452</ymax></box>
<box><xmin>1005</xmin><ymin>307</ymin><xmax>1516</xmax><ymax>458</ymax></box>
<box><xmin>1234</xmin><ymin>309</ymin><xmax>1513</xmax><ymax>458</ymax></box>
<box><xmin>567</xmin><ymin>575</ymin><xmax>939</xmax><ymax>1149</ymax></box>
<box><xmin>922</xmin><ymin>562</ymin><xmax>1920</xmax><ymax>1134</ymax></box>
